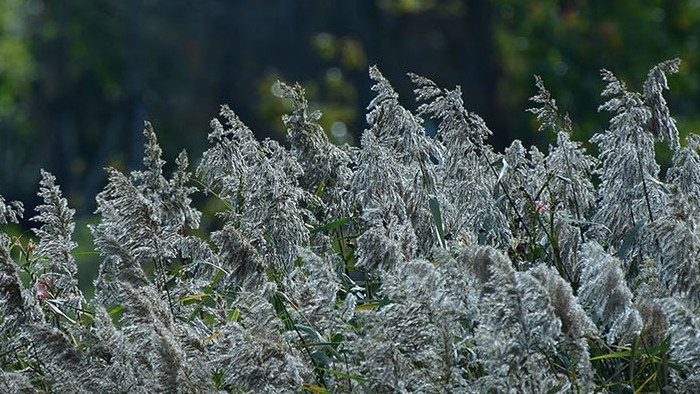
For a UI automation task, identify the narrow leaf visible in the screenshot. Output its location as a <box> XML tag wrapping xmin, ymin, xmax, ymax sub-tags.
<box><xmin>175</xmin><ymin>293</ymin><xmax>212</xmax><ymax>303</ymax></box>
<box><xmin>310</xmin><ymin>217</ymin><xmax>350</xmax><ymax>234</ymax></box>
<box><xmin>302</xmin><ymin>384</ymin><xmax>333</xmax><ymax>393</ymax></box>
<box><xmin>204</xmin><ymin>332</ymin><xmax>222</xmax><ymax>342</ymax></box>
<box><xmin>428</xmin><ymin>195</ymin><xmax>446</xmax><ymax>248</ymax></box>
<box><xmin>616</xmin><ymin>219</ymin><xmax>647</xmax><ymax>258</ymax></box>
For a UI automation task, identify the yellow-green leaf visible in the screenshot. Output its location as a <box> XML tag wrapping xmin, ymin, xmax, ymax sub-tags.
<box><xmin>302</xmin><ymin>384</ymin><xmax>332</xmax><ymax>393</ymax></box>
<box><xmin>204</xmin><ymin>332</ymin><xmax>222</xmax><ymax>342</ymax></box>
<box><xmin>176</xmin><ymin>293</ymin><xmax>212</xmax><ymax>303</ymax></box>
<box><xmin>354</xmin><ymin>302</ymin><xmax>381</xmax><ymax>311</ymax></box>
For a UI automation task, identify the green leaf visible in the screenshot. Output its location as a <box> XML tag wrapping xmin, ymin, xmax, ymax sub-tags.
<box><xmin>175</xmin><ymin>293</ymin><xmax>212</xmax><ymax>303</ymax></box>
<box><xmin>295</xmin><ymin>324</ymin><xmax>324</xmax><ymax>342</ymax></box>
<box><xmin>314</xmin><ymin>179</ymin><xmax>327</xmax><ymax>197</ymax></box>
<box><xmin>557</xmin><ymin>216</ymin><xmax>610</xmax><ymax>231</ymax></box>
<box><xmin>302</xmin><ymin>384</ymin><xmax>333</xmax><ymax>393</ymax></box>
<box><xmin>555</xmin><ymin>175</ymin><xmax>572</xmax><ymax>184</ymax></box>
<box><xmin>271</xmin><ymin>293</ymin><xmax>296</xmax><ymax>331</ymax></box>
<box><xmin>71</xmin><ymin>251</ymin><xmax>100</xmax><ymax>256</ymax></box>
<box><xmin>310</xmin><ymin>217</ymin><xmax>350</xmax><ymax>234</ymax></box>
<box><xmin>108</xmin><ymin>306</ymin><xmax>125</xmax><ymax>316</ymax></box>
<box><xmin>317</xmin><ymin>367</ymin><xmax>369</xmax><ymax>382</ymax></box>
<box><xmin>204</xmin><ymin>332</ymin><xmax>222</xmax><ymax>342</ymax></box>
<box><xmin>354</xmin><ymin>302</ymin><xmax>381</xmax><ymax>311</ymax></box>
<box><xmin>590</xmin><ymin>350</ymin><xmax>632</xmax><ymax>361</ymax></box>
<box><xmin>428</xmin><ymin>195</ymin><xmax>446</xmax><ymax>248</ymax></box>
<box><xmin>494</xmin><ymin>194</ymin><xmax>506</xmax><ymax>207</ymax></box>
<box><xmin>310</xmin><ymin>350</ymin><xmax>332</xmax><ymax>368</ymax></box>
<box><xmin>354</xmin><ymin>296</ymin><xmax>401</xmax><ymax>310</ymax></box>
<box><xmin>616</xmin><ymin>219</ymin><xmax>647</xmax><ymax>258</ymax></box>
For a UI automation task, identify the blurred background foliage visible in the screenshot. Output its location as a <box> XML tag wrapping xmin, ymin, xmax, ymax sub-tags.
<box><xmin>2</xmin><ymin>0</ymin><xmax>700</xmax><ymax>216</ymax></box>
